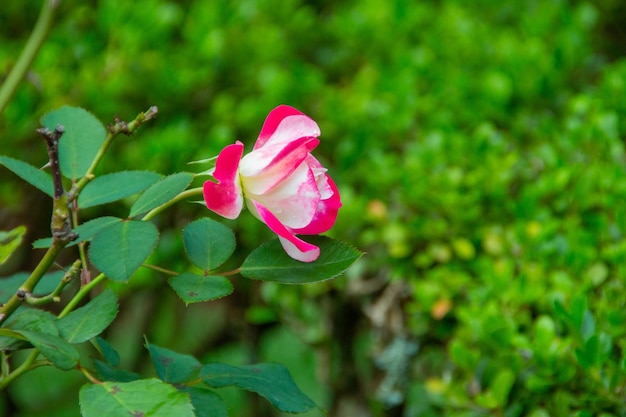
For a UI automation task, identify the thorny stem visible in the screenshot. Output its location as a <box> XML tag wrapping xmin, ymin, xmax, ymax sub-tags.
<box><xmin>0</xmin><ymin>0</ymin><xmax>60</xmax><ymax>114</ymax></box>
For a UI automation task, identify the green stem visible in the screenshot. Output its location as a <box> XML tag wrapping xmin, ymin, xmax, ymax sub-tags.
<box><xmin>219</xmin><ymin>268</ymin><xmax>241</xmax><ymax>277</ymax></box>
<box><xmin>79</xmin><ymin>365</ymin><xmax>102</xmax><ymax>385</ymax></box>
<box><xmin>142</xmin><ymin>187</ymin><xmax>204</xmax><ymax>221</ymax></box>
<box><xmin>70</xmin><ymin>201</ymin><xmax>89</xmax><ymax>272</ymax></box>
<box><xmin>0</xmin><ymin>350</ymin><xmax>41</xmax><ymax>390</ymax></box>
<box><xmin>24</xmin><ymin>259</ymin><xmax>81</xmax><ymax>306</ymax></box>
<box><xmin>142</xmin><ymin>264</ymin><xmax>178</xmax><ymax>276</ymax></box>
<box><xmin>0</xmin><ymin>242</ymin><xmax>66</xmax><ymax>324</ymax></box>
<box><xmin>57</xmin><ymin>273</ymin><xmax>106</xmax><ymax>319</ymax></box>
<box><xmin>69</xmin><ymin>132</ymin><xmax>116</xmax><ymax>200</ymax></box>
<box><xmin>0</xmin><ymin>0</ymin><xmax>59</xmax><ymax>114</ymax></box>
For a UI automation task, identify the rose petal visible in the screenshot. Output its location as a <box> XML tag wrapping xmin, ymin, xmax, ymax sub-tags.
<box><xmin>203</xmin><ymin>142</ymin><xmax>244</xmax><ymax>219</ymax></box>
<box><xmin>239</xmin><ymin>137</ymin><xmax>319</xmax><ymax>194</ymax></box>
<box><xmin>293</xmin><ymin>175</ymin><xmax>342</xmax><ymax>234</ymax></box>
<box><xmin>255</xmin><ymin>105</ymin><xmax>320</xmax><ymax>150</ymax></box>
<box><xmin>305</xmin><ymin>154</ymin><xmax>334</xmax><ymax>199</ymax></box>
<box><xmin>278</xmin><ymin>236</ymin><xmax>320</xmax><ymax>263</ymax></box>
<box><xmin>248</xmin><ymin>161</ymin><xmax>321</xmax><ymax>229</ymax></box>
<box><xmin>252</xmin><ymin>201</ymin><xmax>320</xmax><ymax>262</ymax></box>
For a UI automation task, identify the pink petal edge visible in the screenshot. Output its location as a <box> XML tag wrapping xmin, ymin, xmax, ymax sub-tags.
<box><xmin>255</xmin><ymin>105</ymin><xmax>308</xmax><ymax>149</ymax></box>
<box><xmin>203</xmin><ymin>142</ymin><xmax>245</xmax><ymax>219</ymax></box>
<box><xmin>252</xmin><ymin>201</ymin><xmax>320</xmax><ymax>262</ymax></box>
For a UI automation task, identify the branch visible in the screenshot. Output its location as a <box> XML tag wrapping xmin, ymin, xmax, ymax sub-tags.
<box><xmin>37</xmin><ymin>125</ymin><xmax>78</xmax><ymax>244</ymax></box>
<box><xmin>0</xmin><ymin>243</ymin><xmax>66</xmax><ymax>324</ymax></box>
<box><xmin>0</xmin><ymin>122</ymin><xmax>76</xmax><ymax>324</ymax></box>
<box><xmin>37</xmin><ymin>124</ymin><xmax>64</xmax><ymax>198</ymax></box>
<box><xmin>108</xmin><ymin>105</ymin><xmax>158</xmax><ymax>136</ymax></box>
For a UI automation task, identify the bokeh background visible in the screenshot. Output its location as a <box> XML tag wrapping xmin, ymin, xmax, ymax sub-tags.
<box><xmin>2</xmin><ymin>0</ymin><xmax>626</xmax><ymax>416</ymax></box>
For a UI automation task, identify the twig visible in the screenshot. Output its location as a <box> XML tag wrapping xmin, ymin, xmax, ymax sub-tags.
<box><xmin>68</xmin><ymin>106</ymin><xmax>159</xmax><ymax>202</ymax></box>
<box><xmin>24</xmin><ymin>259</ymin><xmax>81</xmax><ymax>305</ymax></box>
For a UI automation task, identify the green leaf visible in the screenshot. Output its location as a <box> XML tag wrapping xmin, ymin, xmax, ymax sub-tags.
<box><xmin>94</xmin><ymin>360</ymin><xmax>142</xmax><ymax>383</ymax></box>
<box><xmin>20</xmin><ymin>330</ymin><xmax>80</xmax><ymax>370</ymax></box>
<box><xmin>575</xmin><ymin>332</ymin><xmax>613</xmax><ymax>369</ymax></box>
<box><xmin>79</xmin><ymin>171</ymin><xmax>163</xmax><ymax>209</ymax></box>
<box><xmin>240</xmin><ymin>236</ymin><xmax>362</xmax><ymax>283</ymax></box>
<box><xmin>533</xmin><ymin>315</ymin><xmax>556</xmax><ymax>352</ymax></box>
<box><xmin>0</xmin><ymin>225</ymin><xmax>26</xmax><ymax>265</ymax></box>
<box><xmin>491</xmin><ymin>369</ymin><xmax>516</xmax><ymax>407</ymax></box>
<box><xmin>89</xmin><ymin>220</ymin><xmax>159</xmax><ymax>282</ymax></box>
<box><xmin>146</xmin><ymin>342</ymin><xmax>202</xmax><ymax>384</ymax></box>
<box><xmin>57</xmin><ymin>288</ymin><xmax>118</xmax><ymax>343</ymax></box>
<box><xmin>96</xmin><ymin>337</ymin><xmax>121</xmax><ymax>366</ymax></box>
<box><xmin>129</xmin><ymin>172</ymin><xmax>193</xmax><ymax>217</ymax></box>
<box><xmin>0</xmin><ymin>328</ymin><xmax>27</xmax><ymax>341</ymax></box>
<box><xmin>93</xmin><ymin>338</ymin><xmax>141</xmax><ymax>382</ymax></box>
<box><xmin>2</xmin><ymin>309</ymin><xmax>59</xmax><ymax>335</ymax></box>
<box><xmin>0</xmin><ymin>309</ymin><xmax>59</xmax><ymax>351</ymax></box>
<box><xmin>580</xmin><ymin>310</ymin><xmax>595</xmax><ymax>342</ymax></box>
<box><xmin>0</xmin><ymin>156</ymin><xmax>53</xmax><ymax>197</ymax></box>
<box><xmin>183</xmin><ymin>218</ymin><xmax>236</xmax><ymax>270</ymax></box>
<box><xmin>79</xmin><ymin>379</ymin><xmax>194</xmax><ymax>417</ymax></box>
<box><xmin>33</xmin><ymin>216</ymin><xmax>122</xmax><ymax>249</ymax></box>
<box><xmin>569</xmin><ymin>295</ymin><xmax>588</xmax><ymax>328</ymax></box>
<box><xmin>168</xmin><ymin>273</ymin><xmax>233</xmax><ymax>304</ymax></box>
<box><xmin>40</xmin><ymin>106</ymin><xmax>107</xmax><ymax>179</ymax></box>
<box><xmin>0</xmin><ymin>272</ymin><xmax>28</xmax><ymax>301</ymax></box>
<box><xmin>182</xmin><ymin>387</ymin><xmax>228</xmax><ymax>417</ymax></box>
<box><xmin>200</xmin><ymin>362</ymin><xmax>317</xmax><ymax>414</ymax></box>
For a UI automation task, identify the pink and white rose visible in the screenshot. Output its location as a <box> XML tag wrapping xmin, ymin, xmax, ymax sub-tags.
<box><xmin>203</xmin><ymin>105</ymin><xmax>342</xmax><ymax>262</ymax></box>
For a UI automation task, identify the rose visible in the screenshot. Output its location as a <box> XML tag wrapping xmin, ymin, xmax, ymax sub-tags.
<box><xmin>203</xmin><ymin>105</ymin><xmax>342</xmax><ymax>262</ymax></box>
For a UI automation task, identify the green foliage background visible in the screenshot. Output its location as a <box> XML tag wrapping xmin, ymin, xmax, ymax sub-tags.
<box><xmin>2</xmin><ymin>0</ymin><xmax>626</xmax><ymax>416</ymax></box>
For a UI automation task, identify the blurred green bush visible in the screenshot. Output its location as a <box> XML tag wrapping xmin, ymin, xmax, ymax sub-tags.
<box><xmin>2</xmin><ymin>0</ymin><xmax>626</xmax><ymax>416</ymax></box>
